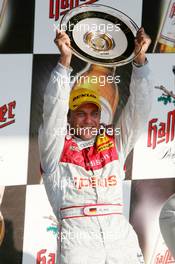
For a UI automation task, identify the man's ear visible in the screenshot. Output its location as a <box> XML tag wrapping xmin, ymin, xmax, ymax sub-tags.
<box><xmin>99</xmin><ymin>109</ymin><xmax>101</xmax><ymax>117</ymax></box>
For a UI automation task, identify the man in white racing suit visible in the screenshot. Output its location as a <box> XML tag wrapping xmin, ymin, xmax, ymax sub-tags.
<box><xmin>38</xmin><ymin>28</ymin><xmax>152</xmax><ymax>264</ymax></box>
<box><xmin>159</xmin><ymin>194</ymin><xmax>175</xmax><ymax>258</ymax></box>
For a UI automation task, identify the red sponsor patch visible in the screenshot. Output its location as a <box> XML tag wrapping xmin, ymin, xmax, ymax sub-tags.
<box><xmin>60</xmin><ymin>135</ymin><xmax>118</xmax><ymax>170</ymax></box>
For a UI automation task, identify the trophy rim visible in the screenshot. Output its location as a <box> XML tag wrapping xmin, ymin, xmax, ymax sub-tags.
<box><xmin>60</xmin><ymin>4</ymin><xmax>141</xmax><ymax>67</ymax></box>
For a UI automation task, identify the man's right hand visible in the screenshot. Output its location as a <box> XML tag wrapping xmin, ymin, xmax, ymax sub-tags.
<box><xmin>54</xmin><ymin>29</ymin><xmax>72</xmax><ymax>68</ymax></box>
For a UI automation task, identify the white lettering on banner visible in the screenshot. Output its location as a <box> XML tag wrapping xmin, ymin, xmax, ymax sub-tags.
<box><xmin>147</xmin><ymin>110</ymin><xmax>175</xmax><ymax>149</ymax></box>
<box><xmin>49</xmin><ymin>0</ymin><xmax>99</xmax><ymax>21</ymax></box>
<box><xmin>0</xmin><ymin>101</ymin><xmax>16</xmax><ymax>129</ymax></box>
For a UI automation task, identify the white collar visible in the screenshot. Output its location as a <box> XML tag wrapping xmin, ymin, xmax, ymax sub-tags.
<box><xmin>74</xmin><ymin>136</ymin><xmax>96</xmax><ymax>150</ymax></box>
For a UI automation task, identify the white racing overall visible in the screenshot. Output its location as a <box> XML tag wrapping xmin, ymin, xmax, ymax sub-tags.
<box><xmin>38</xmin><ymin>62</ymin><xmax>153</xmax><ymax>264</ymax></box>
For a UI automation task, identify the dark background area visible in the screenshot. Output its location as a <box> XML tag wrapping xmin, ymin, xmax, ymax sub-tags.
<box><xmin>0</xmin><ymin>0</ymin><xmax>35</xmax><ymax>53</ymax></box>
<box><xmin>142</xmin><ymin>0</ymin><xmax>165</xmax><ymax>52</ymax></box>
<box><xmin>0</xmin><ymin>186</ymin><xmax>26</xmax><ymax>264</ymax></box>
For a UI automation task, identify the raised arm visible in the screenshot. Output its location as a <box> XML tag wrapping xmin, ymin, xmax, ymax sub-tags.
<box><xmin>38</xmin><ymin>30</ymin><xmax>72</xmax><ymax>175</ymax></box>
<box><xmin>116</xmin><ymin>28</ymin><xmax>153</xmax><ymax>161</ymax></box>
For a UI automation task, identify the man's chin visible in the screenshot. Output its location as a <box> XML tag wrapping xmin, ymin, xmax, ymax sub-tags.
<box><xmin>78</xmin><ymin>134</ymin><xmax>96</xmax><ymax>141</ymax></box>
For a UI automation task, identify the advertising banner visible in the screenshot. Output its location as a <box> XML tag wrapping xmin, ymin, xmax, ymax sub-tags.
<box><xmin>0</xmin><ymin>55</ymin><xmax>32</xmax><ymax>186</ymax></box>
<box><xmin>132</xmin><ymin>54</ymin><xmax>175</xmax><ymax>179</ymax></box>
<box><xmin>22</xmin><ymin>185</ymin><xmax>57</xmax><ymax>264</ymax></box>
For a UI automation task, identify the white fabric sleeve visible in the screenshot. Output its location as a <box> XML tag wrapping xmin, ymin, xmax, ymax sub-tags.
<box><xmin>38</xmin><ymin>62</ymin><xmax>72</xmax><ymax>175</ymax></box>
<box><xmin>116</xmin><ymin>62</ymin><xmax>153</xmax><ymax>162</ymax></box>
<box><xmin>159</xmin><ymin>193</ymin><xmax>175</xmax><ymax>259</ymax></box>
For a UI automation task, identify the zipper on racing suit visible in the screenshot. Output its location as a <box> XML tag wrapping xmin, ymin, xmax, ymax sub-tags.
<box><xmin>85</xmin><ymin>147</ymin><xmax>106</xmax><ymax>245</ymax></box>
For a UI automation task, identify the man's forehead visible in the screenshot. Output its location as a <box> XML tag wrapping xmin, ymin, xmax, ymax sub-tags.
<box><xmin>74</xmin><ymin>103</ymin><xmax>100</xmax><ymax>112</ymax></box>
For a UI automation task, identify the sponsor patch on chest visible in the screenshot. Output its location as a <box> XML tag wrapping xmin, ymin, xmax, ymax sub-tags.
<box><xmin>60</xmin><ymin>136</ymin><xmax>118</xmax><ymax>170</ymax></box>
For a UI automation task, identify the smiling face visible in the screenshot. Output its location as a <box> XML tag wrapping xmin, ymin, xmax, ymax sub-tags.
<box><xmin>68</xmin><ymin>103</ymin><xmax>101</xmax><ymax>140</ymax></box>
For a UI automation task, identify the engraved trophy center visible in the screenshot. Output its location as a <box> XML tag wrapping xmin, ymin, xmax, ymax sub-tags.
<box><xmin>84</xmin><ymin>31</ymin><xmax>114</xmax><ymax>52</ymax></box>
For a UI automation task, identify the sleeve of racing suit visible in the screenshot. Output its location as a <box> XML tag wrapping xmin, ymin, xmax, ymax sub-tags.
<box><xmin>116</xmin><ymin>62</ymin><xmax>153</xmax><ymax>163</ymax></box>
<box><xmin>159</xmin><ymin>193</ymin><xmax>175</xmax><ymax>259</ymax></box>
<box><xmin>38</xmin><ymin>63</ymin><xmax>72</xmax><ymax>215</ymax></box>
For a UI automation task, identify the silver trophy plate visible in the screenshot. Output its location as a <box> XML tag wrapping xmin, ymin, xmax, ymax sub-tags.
<box><xmin>60</xmin><ymin>4</ymin><xmax>140</xmax><ymax>66</ymax></box>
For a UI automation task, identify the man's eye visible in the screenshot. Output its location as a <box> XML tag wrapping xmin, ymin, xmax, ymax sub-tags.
<box><xmin>92</xmin><ymin>112</ymin><xmax>99</xmax><ymax>117</ymax></box>
<box><xmin>77</xmin><ymin>112</ymin><xmax>84</xmax><ymax>117</ymax></box>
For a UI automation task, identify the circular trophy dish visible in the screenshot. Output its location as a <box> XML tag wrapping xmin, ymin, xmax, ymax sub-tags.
<box><xmin>60</xmin><ymin>4</ymin><xmax>140</xmax><ymax>66</ymax></box>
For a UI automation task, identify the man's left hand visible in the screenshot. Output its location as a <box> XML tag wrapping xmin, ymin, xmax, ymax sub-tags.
<box><xmin>134</xmin><ymin>27</ymin><xmax>151</xmax><ymax>65</ymax></box>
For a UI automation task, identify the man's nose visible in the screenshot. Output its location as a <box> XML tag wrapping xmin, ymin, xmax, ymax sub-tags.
<box><xmin>84</xmin><ymin>114</ymin><xmax>92</xmax><ymax>124</ymax></box>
